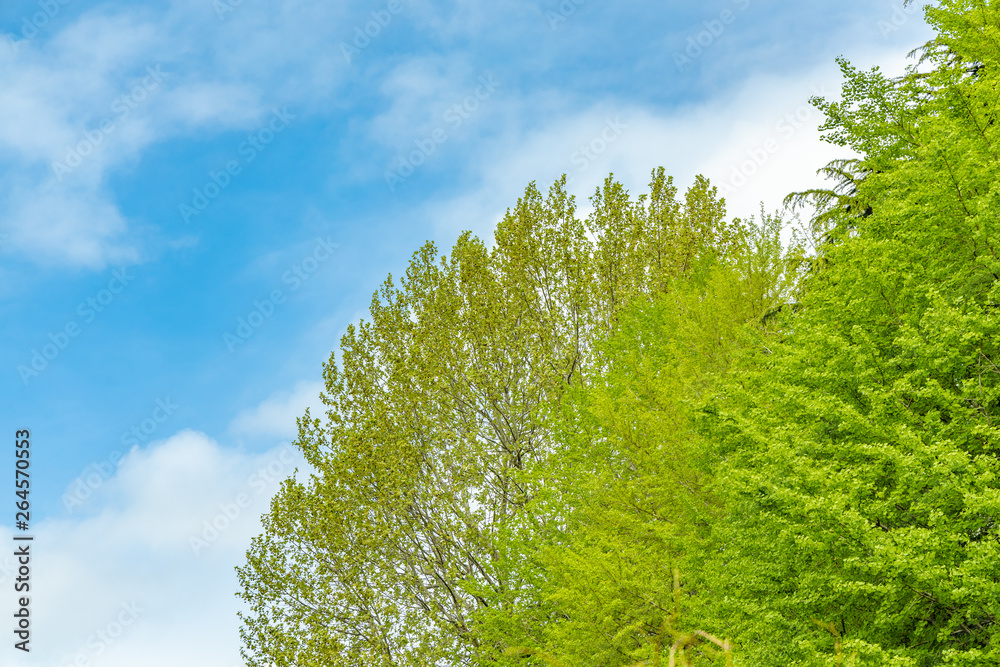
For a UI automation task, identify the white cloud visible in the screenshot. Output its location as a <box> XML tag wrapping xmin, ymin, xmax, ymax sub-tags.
<box><xmin>0</xmin><ymin>0</ymin><xmax>933</xmax><ymax>270</ymax></box>
<box><xmin>0</xmin><ymin>430</ymin><xmax>308</xmax><ymax>667</ymax></box>
<box><xmin>157</xmin><ymin>81</ymin><xmax>263</xmax><ymax>129</ymax></box>
<box><xmin>229</xmin><ymin>380</ymin><xmax>325</xmax><ymax>442</ymax></box>
<box><xmin>0</xmin><ymin>0</ymin><xmax>354</xmax><ymax>270</ymax></box>
<box><xmin>419</xmin><ymin>45</ymin><xmax>928</xmax><ymax>243</ymax></box>
<box><xmin>3</xmin><ymin>182</ymin><xmax>138</xmax><ymax>269</ymax></box>
<box><xmin>0</xmin><ymin>11</ymin><xmax>263</xmax><ymax>269</ymax></box>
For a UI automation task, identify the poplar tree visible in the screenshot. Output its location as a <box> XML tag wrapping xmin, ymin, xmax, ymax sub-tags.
<box><xmin>236</xmin><ymin>170</ymin><xmax>738</xmax><ymax>667</ymax></box>
<box><xmin>475</xmin><ymin>210</ymin><xmax>797</xmax><ymax>667</ymax></box>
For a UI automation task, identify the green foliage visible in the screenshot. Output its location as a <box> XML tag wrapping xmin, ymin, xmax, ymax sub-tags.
<box><xmin>475</xmin><ymin>211</ymin><xmax>796</xmax><ymax>667</ymax></box>
<box><xmin>240</xmin><ymin>4</ymin><xmax>1000</xmax><ymax>666</ymax></box>
<box><xmin>703</xmin><ymin>2</ymin><xmax>1000</xmax><ymax>665</ymax></box>
<box><xmin>236</xmin><ymin>170</ymin><xmax>745</xmax><ymax>667</ymax></box>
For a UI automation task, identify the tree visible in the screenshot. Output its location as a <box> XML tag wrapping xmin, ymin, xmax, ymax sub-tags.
<box><xmin>704</xmin><ymin>2</ymin><xmax>1000</xmax><ymax>664</ymax></box>
<box><xmin>473</xmin><ymin>211</ymin><xmax>797</xmax><ymax>667</ymax></box>
<box><xmin>236</xmin><ymin>170</ymin><xmax>741</xmax><ymax>667</ymax></box>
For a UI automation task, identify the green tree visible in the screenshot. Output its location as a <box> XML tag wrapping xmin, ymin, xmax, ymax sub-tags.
<box><xmin>473</xmin><ymin>211</ymin><xmax>797</xmax><ymax>667</ymax></box>
<box><xmin>237</xmin><ymin>170</ymin><xmax>739</xmax><ymax>667</ymax></box>
<box><xmin>704</xmin><ymin>2</ymin><xmax>1000</xmax><ymax>665</ymax></box>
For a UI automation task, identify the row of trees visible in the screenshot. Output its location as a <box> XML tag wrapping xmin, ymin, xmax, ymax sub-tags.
<box><xmin>238</xmin><ymin>1</ymin><xmax>999</xmax><ymax>665</ymax></box>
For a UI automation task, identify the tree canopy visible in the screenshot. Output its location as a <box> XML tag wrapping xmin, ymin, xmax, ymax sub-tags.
<box><xmin>236</xmin><ymin>169</ymin><xmax>759</xmax><ymax>666</ymax></box>
<box><xmin>705</xmin><ymin>2</ymin><xmax>1000</xmax><ymax>664</ymax></box>
<box><xmin>239</xmin><ymin>2</ymin><xmax>1000</xmax><ymax>665</ymax></box>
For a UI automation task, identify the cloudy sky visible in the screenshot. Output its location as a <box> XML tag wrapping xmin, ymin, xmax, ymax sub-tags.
<box><xmin>0</xmin><ymin>0</ymin><xmax>932</xmax><ymax>664</ymax></box>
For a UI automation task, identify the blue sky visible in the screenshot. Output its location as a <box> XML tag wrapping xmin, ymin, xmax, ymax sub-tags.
<box><xmin>0</xmin><ymin>0</ymin><xmax>932</xmax><ymax>665</ymax></box>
